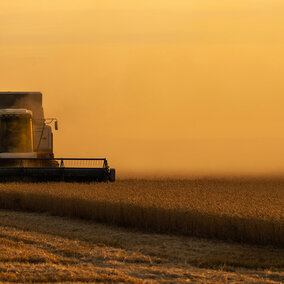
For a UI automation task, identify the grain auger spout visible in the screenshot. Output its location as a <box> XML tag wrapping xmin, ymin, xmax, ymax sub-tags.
<box><xmin>0</xmin><ymin>92</ymin><xmax>115</xmax><ymax>182</ymax></box>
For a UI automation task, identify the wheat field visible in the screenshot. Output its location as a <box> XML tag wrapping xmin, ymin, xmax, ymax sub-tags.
<box><xmin>0</xmin><ymin>209</ymin><xmax>283</xmax><ymax>283</ymax></box>
<box><xmin>0</xmin><ymin>179</ymin><xmax>283</xmax><ymax>247</ymax></box>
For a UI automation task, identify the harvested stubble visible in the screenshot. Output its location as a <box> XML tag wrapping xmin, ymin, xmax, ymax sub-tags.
<box><xmin>0</xmin><ymin>179</ymin><xmax>283</xmax><ymax>247</ymax></box>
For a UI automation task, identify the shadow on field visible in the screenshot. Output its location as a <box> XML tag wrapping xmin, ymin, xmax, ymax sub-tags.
<box><xmin>0</xmin><ymin>190</ymin><xmax>283</xmax><ymax>247</ymax></box>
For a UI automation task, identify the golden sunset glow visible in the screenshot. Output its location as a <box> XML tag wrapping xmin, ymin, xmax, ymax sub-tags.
<box><xmin>1</xmin><ymin>0</ymin><xmax>284</xmax><ymax>175</ymax></box>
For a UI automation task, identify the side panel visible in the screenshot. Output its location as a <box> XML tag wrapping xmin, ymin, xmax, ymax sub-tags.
<box><xmin>33</xmin><ymin>125</ymin><xmax>53</xmax><ymax>153</ymax></box>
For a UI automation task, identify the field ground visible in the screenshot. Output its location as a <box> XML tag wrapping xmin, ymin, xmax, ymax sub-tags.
<box><xmin>0</xmin><ymin>179</ymin><xmax>283</xmax><ymax>246</ymax></box>
<box><xmin>0</xmin><ymin>209</ymin><xmax>283</xmax><ymax>283</ymax></box>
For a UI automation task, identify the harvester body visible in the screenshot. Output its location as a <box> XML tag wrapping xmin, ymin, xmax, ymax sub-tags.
<box><xmin>0</xmin><ymin>92</ymin><xmax>115</xmax><ymax>182</ymax></box>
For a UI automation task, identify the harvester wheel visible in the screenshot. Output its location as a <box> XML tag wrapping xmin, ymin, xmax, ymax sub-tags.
<box><xmin>110</xmin><ymin>168</ymin><xmax>115</xmax><ymax>182</ymax></box>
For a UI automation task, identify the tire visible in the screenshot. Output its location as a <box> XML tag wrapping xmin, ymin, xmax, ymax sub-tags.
<box><xmin>109</xmin><ymin>168</ymin><xmax>115</xmax><ymax>182</ymax></box>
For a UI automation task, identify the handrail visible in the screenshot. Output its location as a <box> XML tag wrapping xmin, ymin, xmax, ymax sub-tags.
<box><xmin>0</xmin><ymin>158</ymin><xmax>109</xmax><ymax>168</ymax></box>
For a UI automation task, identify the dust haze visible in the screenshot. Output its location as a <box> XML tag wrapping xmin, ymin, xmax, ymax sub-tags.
<box><xmin>1</xmin><ymin>0</ymin><xmax>284</xmax><ymax>177</ymax></box>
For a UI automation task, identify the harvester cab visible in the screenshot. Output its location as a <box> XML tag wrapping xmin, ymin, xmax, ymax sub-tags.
<box><xmin>0</xmin><ymin>92</ymin><xmax>115</xmax><ymax>182</ymax></box>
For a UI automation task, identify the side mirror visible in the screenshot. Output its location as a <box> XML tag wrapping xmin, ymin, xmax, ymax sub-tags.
<box><xmin>55</xmin><ymin>120</ymin><xmax>59</xmax><ymax>130</ymax></box>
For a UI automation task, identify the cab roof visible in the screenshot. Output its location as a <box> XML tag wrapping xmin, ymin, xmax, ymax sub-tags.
<box><xmin>0</xmin><ymin>109</ymin><xmax>33</xmax><ymax>117</ymax></box>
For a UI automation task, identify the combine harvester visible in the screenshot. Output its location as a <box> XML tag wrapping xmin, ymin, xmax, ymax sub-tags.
<box><xmin>0</xmin><ymin>92</ymin><xmax>115</xmax><ymax>182</ymax></box>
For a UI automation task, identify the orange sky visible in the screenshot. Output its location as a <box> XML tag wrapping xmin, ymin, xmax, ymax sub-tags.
<box><xmin>1</xmin><ymin>0</ymin><xmax>284</xmax><ymax>176</ymax></box>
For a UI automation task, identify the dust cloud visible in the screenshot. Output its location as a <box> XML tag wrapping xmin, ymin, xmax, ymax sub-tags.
<box><xmin>1</xmin><ymin>0</ymin><xmax>284</xmax><ymax>177</ymax></box>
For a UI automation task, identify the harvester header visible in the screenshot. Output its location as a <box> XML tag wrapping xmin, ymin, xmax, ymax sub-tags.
<box><xmin>0</xmin><ymin>92</ymin><xmax>115</xmax><ymax>182</ymax></box>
